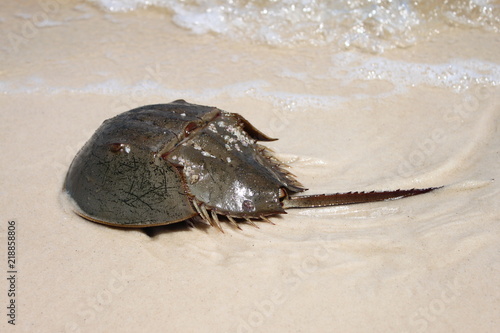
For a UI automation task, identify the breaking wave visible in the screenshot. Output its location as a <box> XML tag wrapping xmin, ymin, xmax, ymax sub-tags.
<box><xmin>88</xmin><ymin>0</ymin><xmax>500</xmax><ymax>52</ymax></box>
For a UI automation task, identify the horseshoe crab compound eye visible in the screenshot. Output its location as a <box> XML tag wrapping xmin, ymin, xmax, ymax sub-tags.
<box><xmin>109</xmin><ymin>143</ymin><xmax>130</xmax><ymax>153</ymax></box>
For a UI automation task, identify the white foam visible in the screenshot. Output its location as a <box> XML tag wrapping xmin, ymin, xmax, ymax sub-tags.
<box><xmin>330</xmin><ymin>53</ymin><xmax>500</xmax><ymax>93</ymax></box>
<box><xmin>1</xmin><ymin>53</ymin><xmax>498</xmax><ymax>110</ymax></box>
<box><xmin>87</xmin><ymin>0</ymin><xmax>500</xmax><ymax>52</ymax></box>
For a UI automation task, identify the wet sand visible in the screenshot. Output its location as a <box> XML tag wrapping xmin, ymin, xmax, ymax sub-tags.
<box><xmin>1</xmin><ymin>1</ymin><xmax>499</xmax><ymax>332</ymax></box>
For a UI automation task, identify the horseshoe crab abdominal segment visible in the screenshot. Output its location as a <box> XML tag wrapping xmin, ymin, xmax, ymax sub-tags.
<box><xmin>64</xmin><ymin>100</ymin><xmax>440</xmax><ymax>231</ymax></box>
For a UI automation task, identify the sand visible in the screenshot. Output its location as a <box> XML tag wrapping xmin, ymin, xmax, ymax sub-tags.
<box><xmin>1</xmin><ymin>1</ymin><xmax>499</xmax><ymax>332</ymax></box>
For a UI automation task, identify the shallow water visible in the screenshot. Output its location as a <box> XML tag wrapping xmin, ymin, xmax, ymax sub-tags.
<box><xmin>2</xmin><ymin>1</ymin><xmax>498</xmax><ymax>106</ymax></box>
<box><xmin>0</xmin><ymin>1</ymin><xmax>499</xmax><ymax>332</ymax></box>
<box><xmin>89</xmin><ymin>0</ymin><xmax>500</xmax><ymax>52</ymax></box>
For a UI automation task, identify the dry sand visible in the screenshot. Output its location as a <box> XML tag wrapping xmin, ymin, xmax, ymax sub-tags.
<box><xmin>1</xmin><ymin>1</ymin><xmax>499</xmax><ymax>332</ymax></box>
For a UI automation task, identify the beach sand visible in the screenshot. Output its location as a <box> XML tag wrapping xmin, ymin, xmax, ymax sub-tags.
<box><xmin>1</xmin><ymin>1</ymin><xmax>499</xmax><ymax>332</ymax></box>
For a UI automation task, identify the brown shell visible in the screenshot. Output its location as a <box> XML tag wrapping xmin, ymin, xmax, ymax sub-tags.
<box><xmin>64</xmin><ymin>99</ymin><xmax>439</xmax><ymax>230</ymax></box>
<box><xmin>64</xmin><ymin>100</ymin><xmax>305</xmax><ymax>228</ymax></box>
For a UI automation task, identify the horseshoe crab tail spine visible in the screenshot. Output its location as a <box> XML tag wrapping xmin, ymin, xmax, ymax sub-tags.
<box><xmin>282</xmin><ymin>187</ymin><xmax>442</xmax><ymax>209</ymax></box>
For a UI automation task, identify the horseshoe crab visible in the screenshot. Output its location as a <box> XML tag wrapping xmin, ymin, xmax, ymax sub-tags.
<box><xmin>64</xmin><ymin>100</ymin><xmax>438</xmax><ymax>231</ymax></box>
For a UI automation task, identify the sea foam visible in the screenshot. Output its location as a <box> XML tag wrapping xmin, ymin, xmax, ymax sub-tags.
<box><xmin>87</xmin><ymin>0</ymin><xmax>500</xmax><ymax>52</ymax></box>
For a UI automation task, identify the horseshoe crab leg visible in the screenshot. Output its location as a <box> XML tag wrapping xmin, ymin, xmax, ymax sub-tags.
<box><xmin>210</xmin><ymin>210</ymin><xmax>224</xmax><ymax>233</ymax></box>
<box><xmin>244</xmin><ymin>217</ymin><xmax>259</xmax><ymax>228</ymax></box>
<box><xmin>282</xmin><ymin>187</ymin><xmax>441</xmax><ymax>209</ymax></box>
<box><xmin>226</xmin><ymin>215</ymin><xmax>242</xmax><ymax>230</ymax></box>
<box><xmin>259</xmin><ymin>216</ymin><xmax>275</xmax><ymax>225</ymax></box>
